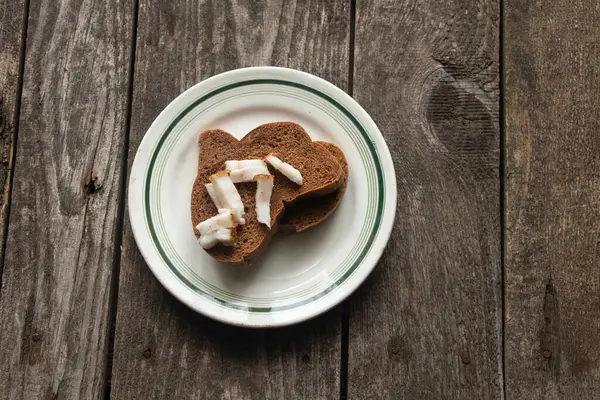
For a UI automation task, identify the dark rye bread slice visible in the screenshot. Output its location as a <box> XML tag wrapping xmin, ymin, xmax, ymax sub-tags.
<box><xmin>279</xmin><ymin>141</ymin><xmax>348</xmax><ymax>233</ymax></box>
<box><xmin>190</xmin><ymin>122</ymin><xmax>344</xmax><ymax>266</ymax></box>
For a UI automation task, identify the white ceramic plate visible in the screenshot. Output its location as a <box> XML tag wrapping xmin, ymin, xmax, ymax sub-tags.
<box><xmin>129</xmin><ymin>67</ymin><xmax>396</xmax><ymax>327</ymax></box>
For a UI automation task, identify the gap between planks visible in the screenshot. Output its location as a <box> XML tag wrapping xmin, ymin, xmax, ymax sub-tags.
<box><xmin>103</xmin><ymin>0</ymin><xmax>140</xmax><ymax>398</ymax></box>
<box><xmin>499</xmin><ymin>0</ymin><xmax>507</xmax><ymax>398</ymax></box>
<box><xmin>0</xmin><ymin>0</ymin><xmax>31</xmax><ymax>295</ymax></box>
<box><xmin>339</xmin><ymin>4</ymin><xmax>356</xmax><ymax>400</ymax></box>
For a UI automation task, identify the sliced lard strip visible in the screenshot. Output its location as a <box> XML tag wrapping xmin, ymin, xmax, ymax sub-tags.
<box><xmin>213</xmin><ymin>228</ymin><xmax>234</xmax><ymax>245</ymax></box>
<box><xmin>196</xmin><ymin>210</ymin><xmax>237</xmax><ymax>249</ymax></box>
<box><xmin>209</xmin><ymin>171</ymin><xmax>246</xmax><ymax>224</ymax></box>
<box><xmin>198</xmin><ymin>229</ymin><xmax>234</xmax><ymax>249</ymax></box>
<box><xmin>205</xmin><ymin>183</ymin><xmax>224</xmax><ymax>209</ymax></box>
<box><xmin>199</xmin><ymin>235</ymin><xmax>219</xmax><ymax>249</ymax></box>
<box><xmin>196</xmin><ymin>209</ymin><xmax>236</xmax><ymax>234</ymax></box>
<box><xmin>255</xmin><ymin>175</ymin><xmax>274</xmax><ymax>228</ymax></box>
<box><xmin>225</xmin><ymin>159</ymin><xmax>266</xmax><ymax>171</ymax></box>
<box><xmin>230</xmin><ymin>165</ymin><xmax>270</xmax><ymax>183</ymax></box>
<box><xmin>265</xmin><ymin>154</ymin><xmax>303</xmax><ymax>185</ymax></box>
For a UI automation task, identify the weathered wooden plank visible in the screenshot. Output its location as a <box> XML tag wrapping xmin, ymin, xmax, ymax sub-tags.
<box><xmin>0</xmin><ymin>0</ymin><xmax>133</xmax><ymax>398</ymax></box>
<box><xmin>110</xmin><ymin>1</ymin><xmax>349</xmax><ymax>399</ymax></box>
<box><xmin>347</xmin><ymin>1</ymin><xmax>501</xmax><ymax>398</ymax></box>
<box><xmin>0</xmin><ymin>0</ymin><xmax>26</xmax><ymax>276</ymax></box>
<box><xmin>504</xmin><ymin>2</ymin><xmax>600</xmax><ymax>398</ymax></box>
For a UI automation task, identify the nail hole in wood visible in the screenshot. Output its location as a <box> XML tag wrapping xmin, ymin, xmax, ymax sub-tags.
<box><xmin>142</xmin><ymin>348</ymin><xmax>151</xmax><ymax>359</ymax></box>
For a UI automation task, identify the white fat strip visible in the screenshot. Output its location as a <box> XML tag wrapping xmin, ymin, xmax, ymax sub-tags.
<box><xmin>213</xmin><ymin>228</ymin><xmax>234</xmax><ymax>245</ymax></box>
<box><xmin>199</xmin><ymin>235</ymin><xmax>219</xmax><ymax>249</ymax></box>
<box><xmin>196</xmin><ymin>210</ymin><xmax>235</xmax><ymax>234</ymax></box>
<box><xmin>198</xmin><ymin>229</ymin><xmax>234</xmax><ymax>249</ymax></box>
<box><xmin>265</xmin><ymin>154</ymin><xmax>303</xmax><ymax>185</ymax></box>
<box><xmin>209</xmin><ymin>172</ymin><xmax>246</xmax><ymax>224</ymax></box>
<box><xmin>225</xmin><ymin>159</ymin><xmax>266</xmax><ymax>171</ymax></box>
<box><xmin>205</xmin><ymin>183</ymin><xmax>224</xmax><ymax>209</ymax></box>
<box><xmin>255</xmin><ymin>175</ymin><xmax>274</xmax><ymax>228</ymax></box>
<box><xmin>230</xmin><ymin>165</ymin><xmax>270</xmax><ymax>183</ymax></box>
<box><xmin>196</xmin><ymin>210</ymin><xmax>236</xmax><ymax>249</ymax></box>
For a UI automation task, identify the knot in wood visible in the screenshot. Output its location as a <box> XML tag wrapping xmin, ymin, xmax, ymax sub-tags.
<box><xmin>543</xmin><ymin>349</ymin><xmax>552</xmax><ymax>359</ymax></box>
<box><xmin>85</xmin><ymin>175</ymin><xmax>103</xmax><ymax>195</ymax></box>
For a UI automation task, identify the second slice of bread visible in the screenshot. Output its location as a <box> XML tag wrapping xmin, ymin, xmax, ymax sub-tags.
<box><xmin>279</xmin><ymin>141</ymin><xmax>348</xmax><ymax>233</ymax></box>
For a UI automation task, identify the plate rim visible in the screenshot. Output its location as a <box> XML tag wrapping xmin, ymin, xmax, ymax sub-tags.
<box><xmin>128</xmin><ymin>66</ymin><xmax>397</xmax><ymax>327</ymax></box>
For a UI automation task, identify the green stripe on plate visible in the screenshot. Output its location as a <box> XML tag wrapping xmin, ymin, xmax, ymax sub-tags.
<box><xmin>144</xmin><ymin>79</ymin><xmax>385</xmax><ymax>313</ymax></box>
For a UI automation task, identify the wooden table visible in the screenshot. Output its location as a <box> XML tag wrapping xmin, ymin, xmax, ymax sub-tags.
<box><xmin>0</xmin><ymin>1</ymin><xmax>598</xmax><ymax>399</ymax></box>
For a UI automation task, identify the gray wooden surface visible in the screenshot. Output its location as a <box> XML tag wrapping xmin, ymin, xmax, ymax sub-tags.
<box><xmin>0</xmin><ymin>0</ymin><xmax>133</xmax><ymax>398</ymax></box>
<box><xmin>0</xmin><ymin>0</ymin><xmax>598</xmax><ymax>399</ymax></box>
<box><xmin>110</xmin><ymin>1</ymin><xmax>348</xmax><ymax>399</ymax></box>
<box><xmin>504</xmin><ymin>1</ymin><xmax>600</xmax><ymax>398</ymax></box>
<box><xmin>347</xmin><ymin>0</ymin><xmax>502</xmax><ymax>398</ymax></box>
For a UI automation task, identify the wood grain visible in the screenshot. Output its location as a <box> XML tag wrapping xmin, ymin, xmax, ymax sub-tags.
<box><xmin>347</xmin><ymin>0</ymin><xmax>502</xmax><ymax>398</ymax></box>
<box><xmin>0</xmin><ymin>0</ymin><xmax>133</xmax><ymax>398</ymax></box>
<box><xmin>504</xmin><ymin>1</ymin><xmax>600</xmax><ymax>398</ymax></box>
<box><xmin>0</xmin><ymin>0</ymin><xmax>26</xmax><ymax>277</ymax></box>
<box><xmin>110</xmin><ymin>1</ymin><xmax>349</xmax><ymax>399</ymax></box>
